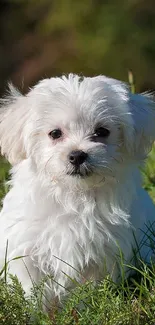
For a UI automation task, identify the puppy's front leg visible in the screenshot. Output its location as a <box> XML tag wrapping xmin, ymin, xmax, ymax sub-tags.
<box><xmin>7</xmin><ymin>257</ymin><xmax>39</xmax><ymax>295</ymax></box>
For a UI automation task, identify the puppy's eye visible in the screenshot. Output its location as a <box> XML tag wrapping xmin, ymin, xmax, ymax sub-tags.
<box><xmin>94</xmin><ymin>127</ymin><xmax>110</xmax><ymax>138</ymax></box>
<box><xmin>48</xmin><ymin>129</ymin><xmax>62</xmax><ymax>139</ymax></box>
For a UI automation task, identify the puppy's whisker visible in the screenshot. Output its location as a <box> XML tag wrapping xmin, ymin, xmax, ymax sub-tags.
<box><xmin>44</xmin><ymin>155</ymin><xmax>55</xmax><ymax>177</ymax></box>
<box><xmin>94</xmin><ymin>166</ymin><xmax>115</xmax><ymax>179</ymax></box>
<box><xmin>110</xmin><ymin>155</ymin><xmax>124</xmax><ymax>164</ymax></box>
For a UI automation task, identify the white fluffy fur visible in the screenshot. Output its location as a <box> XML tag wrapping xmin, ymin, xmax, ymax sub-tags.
<box><xmin>0</xmin><ymin>74</ymin><xmax>155</xmax><ymax>303</ymax></box>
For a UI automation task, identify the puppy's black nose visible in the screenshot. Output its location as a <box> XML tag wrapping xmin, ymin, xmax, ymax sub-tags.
<box><xmin>69</xmin><ymin>150</ymin><xmax>88</xmax><ymax>166</ymax></box>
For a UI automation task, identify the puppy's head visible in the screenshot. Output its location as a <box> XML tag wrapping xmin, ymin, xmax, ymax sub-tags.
<box><xmin>0</xmin><ymin>74</ymin><xmax>155</xmax><ymax>187</ymax></box>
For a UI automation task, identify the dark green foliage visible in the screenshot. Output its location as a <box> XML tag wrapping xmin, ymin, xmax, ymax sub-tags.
<box><xmin>0</xmin><ymin>268</ymin><xmax>155</xmax><ymax>324</ymax></box>
<box><xmin>143</xmin><ymin>147</ymin><xmax>155</xmax><ymax>202</ymax></box>
<box><xmin>1</xmin><ymin>1</ymin><xmax>155</xmax><ymax>95</ymax></box>
<box><xmin>0</xmin><ymin>275</ymin><xmax>51</xmax><ymax>325</ymax></box>
<box><xmin>0</xmin><ymin>275</ymin><xmax>29</xmax><ymax>325</ymax></box>
<box><xmin>0</xmin><ymin>158</ymin><xmax>10</xmax><ymax>206</ymax></box>
<box><xmin>53</xmin><ymin>270</ymin><xmax>155</xmax><ymax>325</ymax></box>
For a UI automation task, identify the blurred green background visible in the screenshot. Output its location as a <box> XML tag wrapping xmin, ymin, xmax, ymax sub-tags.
<box><xmin>0</xmin><ymin>0</ymin><xmax>155</xmax><ymax>96</ymax></box>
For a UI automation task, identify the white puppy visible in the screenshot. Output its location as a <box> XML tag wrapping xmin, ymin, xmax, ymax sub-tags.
<box><xmin>0</xmin><ymin>74</ymin><xmax>155</xmax><ymax>302</ymax></box>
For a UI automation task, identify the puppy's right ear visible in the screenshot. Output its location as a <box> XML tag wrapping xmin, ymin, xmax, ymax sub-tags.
<box><xmin>0</xmin><ymin>84</ymin><xmax>29</xmax><ymax>165</ymax></box>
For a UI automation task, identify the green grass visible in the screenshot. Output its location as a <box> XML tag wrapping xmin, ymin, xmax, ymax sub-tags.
<box><xmin>143</xmin><ymin>147</ymin><xmax>155</xmax><ymax>203</ymax></box>
<box><xmin>0</xmin><ymin>149</ymin><xmax>155</xmax><ymax>325</ymax></box>
<box><xmin>0</xmin><ymin>158</ymin><xmax>10</xmax><ymax>207</ymax></box>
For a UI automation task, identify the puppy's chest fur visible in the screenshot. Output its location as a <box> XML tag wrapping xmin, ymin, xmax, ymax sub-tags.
<box><xmin>26</xmin><ymin>185</ymin><xmax>131</xmax><ymax>286</ymax></box>
<box><xmin>3</xmin><ymin>172</ymin><xmax>132</xmax><ymax>294</ymax></box>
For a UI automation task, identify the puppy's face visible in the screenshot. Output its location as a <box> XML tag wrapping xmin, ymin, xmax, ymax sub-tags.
<box><xmin>26</xmin><ymin>76</ymin><xmax>132</xmax><ymax>184</ymax></box>
<box><xmin>0</xmin><ymin>75</ymin><xmax>155</xmax><ymax>187</ymax></box>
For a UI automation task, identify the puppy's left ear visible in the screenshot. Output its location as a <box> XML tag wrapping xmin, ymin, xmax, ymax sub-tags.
<box><xmin>0</xmin><ymin>84</ymin><xmax>29</xmax><ymax>165</ymax></box>
<box><xmin>129</xmin><ymin>92</ymin><xmax>155</xmax><ymax>157</ymax></box>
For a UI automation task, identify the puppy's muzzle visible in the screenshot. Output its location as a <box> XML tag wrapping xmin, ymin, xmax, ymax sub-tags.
<box><xmin>67</xmin><ymin>150</ymin><xmax>91</xmax><ymax>177</ymax></box>
<box><xmin>69</xmin><ymin>150</ymin><xmax>88</xmax><ymax>167</ymax></box>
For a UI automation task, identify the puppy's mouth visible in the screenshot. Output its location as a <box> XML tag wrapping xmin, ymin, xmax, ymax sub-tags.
<box><xmin>66</xmin><ymin>166</ymin><xmax>93</xmax><ymax>178</ymax></box>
